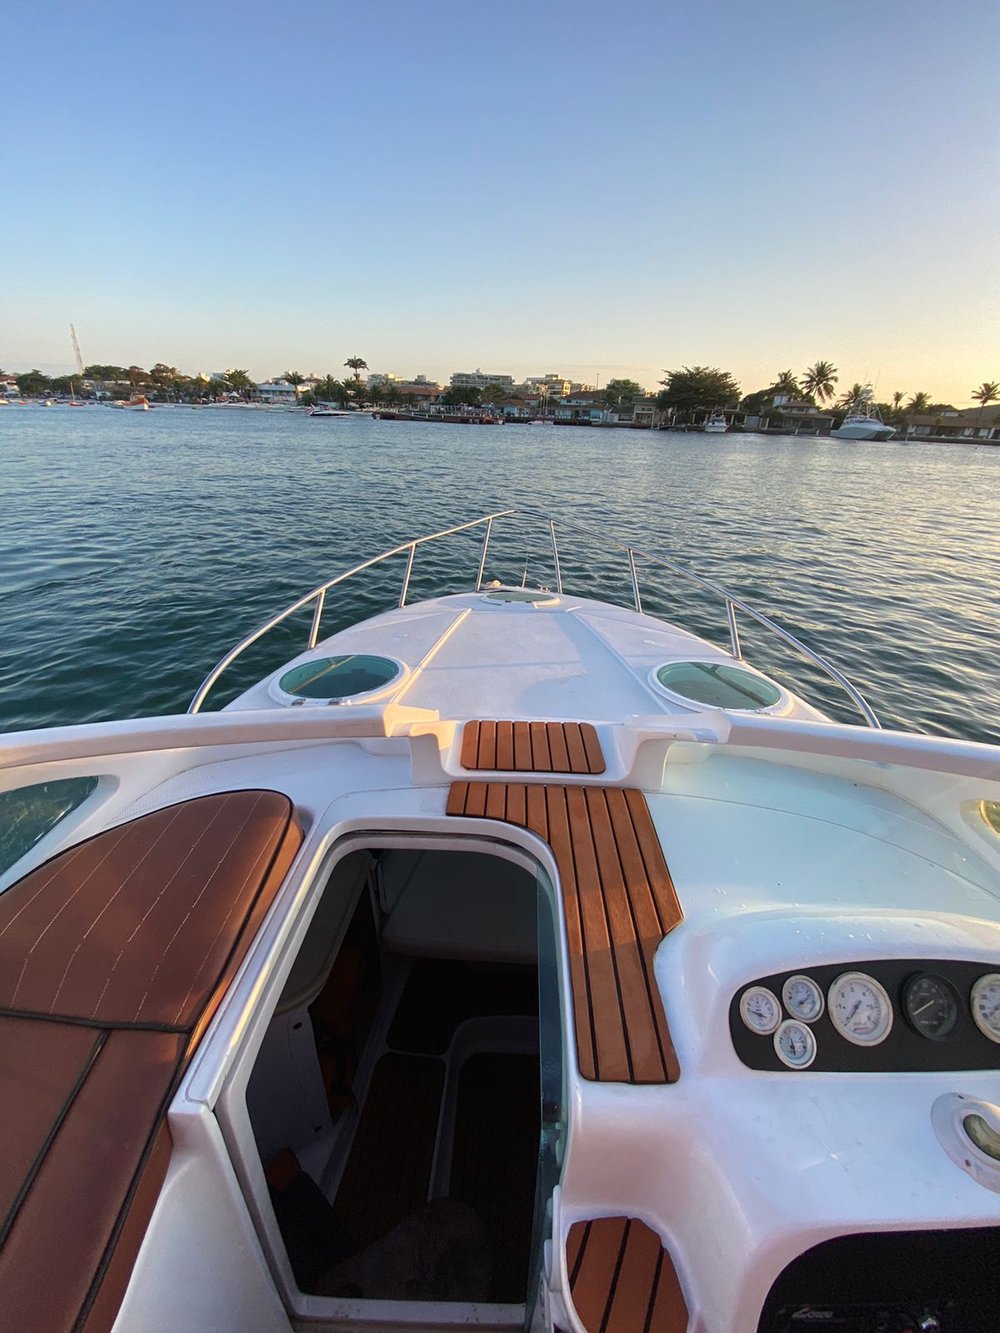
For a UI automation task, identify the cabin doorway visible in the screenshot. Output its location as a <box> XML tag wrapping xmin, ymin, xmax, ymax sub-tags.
<box><xmin>238</xmin><ymin>837</ymin><xmax>565</xmax><ymax>1328</ymax></box>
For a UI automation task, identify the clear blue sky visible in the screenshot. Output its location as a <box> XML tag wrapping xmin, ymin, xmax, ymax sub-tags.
<box><xmin>3</xmin><ymin>0</ymin><xmax>997</xmax><ymax>403</ymax></box>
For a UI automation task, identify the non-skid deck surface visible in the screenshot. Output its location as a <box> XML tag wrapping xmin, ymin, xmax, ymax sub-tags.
<box><xmin>566</xmin><ymin>1217</ymin><xmax>688</xmax><ymax>1332</ymax></box>
<box><xmin>461</xmin><ymin>720</ymin><xmax>605</xmax><ymax>775</ymax></box>
<box><xmin>387</xmin><ymin>959</ymin><xmax>539</xmax><ymax>1056</ymax></box>
<box><xmin>446</xmin><ymin>782</ymin><xmax>682</xmax><ymax>1084</ymax></box>
<box><xmin>449</xmin><ymin>1052</ymin><xmax>540</xmax><ymax>1302</ymax></box>
<box><xmin>333</xmin><ymin>1053</ymin><xmax>444</xmax><ymax>1250</ymax></box>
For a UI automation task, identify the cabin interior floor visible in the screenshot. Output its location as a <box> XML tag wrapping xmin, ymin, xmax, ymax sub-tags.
<box><xmin>271</xmin><ymin>955</ymin><xmax>541</xmax><ymax>1306</ymax></box>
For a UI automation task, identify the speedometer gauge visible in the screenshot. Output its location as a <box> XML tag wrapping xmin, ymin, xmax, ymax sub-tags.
<box><xmin>828</xmin><ymin>972</ymin><xmax>893</xmax><ymax>1046</ymax></box>
<box><xmin>782</xmin><ymin>974</ymin><xmax>824</xmax><ymax>1023</ymax></box>
<box><xmin>739</xmin><ymin>986</ymin><xmax>781</xmax><ymax>1034</ymax></box>
<box><xmin>971</xmin><ymin>974</ymin><xmax>1000</xmax><ymax>1044</ymax></box>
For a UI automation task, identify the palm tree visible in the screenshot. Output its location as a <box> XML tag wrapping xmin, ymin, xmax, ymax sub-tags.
<box><xmin>772</xmin><ymin>369</ymin><xmax>801</xmax><ymax>398</ymax></box>
<box><xmin>907</xmin><ymin>391</ymin><xmax>931</xmax><ymax>413</ymax></box>
<box><xmin>313</xmin><ymin>374</ymin><xmax>340</xmax><ymax>403</ymax></box>
<box><xmin>801</xmin><ymin>360</ymin><xmax>838</xmax><ymax>402</ymax></box>
<box><xmin>891</xmin><ymin>391</ymin><xmax>905</xmax><ymax>410</ymax></box>
<box><xmin>837</xmin><ymin>382</ymin><xmax>867</xmax><ymax>409</ymax></box>
<box><xmin>344</xmin><ymin>356</ymin><xmax>368</xmax><ymax>384</ymax></box>
<box><xmin>226</xmin><ymin>369</ymin><xmax>253</xmax><ymax>399</ymax></box>
<box><xmin>972</xmin><ymin>380</ymin><xmax>1000</xmax><ymax>422</ymax></box>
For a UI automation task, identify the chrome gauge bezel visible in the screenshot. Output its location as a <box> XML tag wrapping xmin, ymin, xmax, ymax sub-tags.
<box><xmin>971</xmin><ymin>974</ymin><xmax>1000</xmax><ymax>1045</ymax></box>
<box><xmin>774</xmin><ymin>1019</ymin><xmax>817</xmax><ymax>1070</ymax></box>
<box><xmin>739</xmin><ymin>985</ymin><xmax>782</xmax><ymax>1035</ymax></box>
<box><xmin>782</xmin><ymin>974</ymin><xmax>824</xmax><ymax>1023</ymax></box>
<box><xmin>828</xmin><ymin>971</ymin><xmax>894</xmax><ymax>1046</ymax></box>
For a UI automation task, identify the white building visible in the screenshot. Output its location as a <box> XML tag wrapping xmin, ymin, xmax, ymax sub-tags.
<box><xmin>450</xmin><ymin>370</ymin><xmax>514</xmax><ymax>391</ymax></box>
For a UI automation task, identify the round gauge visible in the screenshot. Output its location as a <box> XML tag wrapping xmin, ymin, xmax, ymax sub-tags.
<box><xmin>828</xmin><ymin>972</ymin><xmax>893</xmax><ymax>1046</ymax></box>
<box><xmin>774</xmin><ymin>1020</ymin><xmax>817</xmax><ymax>1070</ymax></box>
<box><xmin>782</xmin><ymin>974</ymin><xmax>824</xmax><ymax>1023</ymax></box>
<box><xmin>971</xmin><ymin>974</ymin><xmax>1000</xmax><ymax>1045</ymax></box>
<box><xmin>903</xmin><ymin>973</ymin><xmax>960</xmax><ymax>1041</ymax></box>
<box><xmin>739</xmin><ymin>985</ymin><xmax>782</xmax><ymax>1035</ymax></box>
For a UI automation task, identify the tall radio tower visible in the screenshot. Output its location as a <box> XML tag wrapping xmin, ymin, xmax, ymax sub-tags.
<box><xmin>69</xmin><ymin>324</ymin><xmax>85</xmax><ymax>376</ymax></box>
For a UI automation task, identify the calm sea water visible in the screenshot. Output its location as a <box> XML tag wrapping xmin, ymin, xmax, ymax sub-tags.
<box><xmin>2</xmin><ymin>407</ymin><xmax>998</xmax><ymax>744</ymax></box>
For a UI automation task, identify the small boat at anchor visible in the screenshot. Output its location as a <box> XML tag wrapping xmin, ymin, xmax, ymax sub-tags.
<box><xmin>0</xmin><ymin>510</ymin><xmax>997</xmax><ymax>1333</ymax></box>
<box><xmin>112</xmin><ymin>395</ymin><xmax>151</xmax><ymax>411</ymax></box>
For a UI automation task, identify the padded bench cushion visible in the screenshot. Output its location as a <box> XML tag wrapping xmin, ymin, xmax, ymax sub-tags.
<box><xmin>0</xmin><ymin>789</ymin><xmax>301</xmax><ymax>1333</ymax></box>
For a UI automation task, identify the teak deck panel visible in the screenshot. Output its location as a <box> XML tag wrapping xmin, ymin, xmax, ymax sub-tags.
<box><xmin>566</xmin><ymin>1217</ymin><xmax>688</xmax><ymax>1333</ymax></box>
<box><xmin>446</xmin><ymin>781</ymin><xmax>682</xmax><ymax>1084</ymax></box>
<box><xmin>0</xmin><ymin>790</ymin><xmax>302</xmax><ymax>1333</ymax></box>
<box><xmin>460</xmin><ymin>720</ymin><xmax>606</xmax><ymax>775</ymax></box>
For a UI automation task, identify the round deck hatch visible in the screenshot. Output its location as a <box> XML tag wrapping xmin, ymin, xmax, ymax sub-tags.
<box><xmin>277</xmin><ymin>654</ymin><xmax>403</xmax><ymax>701</ymax></box>
<box><xmin>653</xmin><ymin>660</ymin><xmax>782</xmax><ymax>710</ymax></box>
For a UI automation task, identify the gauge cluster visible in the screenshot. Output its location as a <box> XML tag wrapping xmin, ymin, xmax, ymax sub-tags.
<box><xmin>730</xmin><ymin>959</ymin><xmax>1000</xmax><ymax>1073</ymax></box>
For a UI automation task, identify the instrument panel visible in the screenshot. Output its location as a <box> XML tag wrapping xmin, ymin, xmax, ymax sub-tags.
<box><xmin>730</xmin><ymin>959</ymin><xmax>1000</xmax><ymax>1072</ymax></box>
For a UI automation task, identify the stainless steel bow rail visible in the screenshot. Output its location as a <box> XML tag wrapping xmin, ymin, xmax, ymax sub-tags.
<box><xmin>188</xmin><ymin>509</ymin><xmax>881</xmax><ymax>728</ymax></box>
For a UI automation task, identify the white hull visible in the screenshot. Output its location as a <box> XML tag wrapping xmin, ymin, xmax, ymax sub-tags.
<box><xmin>1</xmin><ymin>511</ymin><xmax>996</xmax><ymax>1333</ymax></box>
<box><xmin>831</xmin><ymin>420</ymin><xmax>894</xmax><ymax>440</ymax></box>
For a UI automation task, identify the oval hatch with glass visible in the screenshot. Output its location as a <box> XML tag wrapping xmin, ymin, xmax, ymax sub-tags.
<box><xmin>276</xmin><ymin>654</ymin><xmax>404</xmax><ymax>703</ymax></box>
<box><xmin>653</xmin><ymin>661</ymin><xmax>783</xmax><ymax>711</ymax></box>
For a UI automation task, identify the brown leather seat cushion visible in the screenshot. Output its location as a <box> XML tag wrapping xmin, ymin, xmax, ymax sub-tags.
<box><xmin>0</xmin><ymin>789</ymin><xmax>301</xmax><ymax>1333</ymax></box>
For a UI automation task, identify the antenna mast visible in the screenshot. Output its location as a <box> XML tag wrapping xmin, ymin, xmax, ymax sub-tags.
<box><xmin>70</xmin><ymin>324</ymin><xmax>84</xmax><ymax>376</ymax></box>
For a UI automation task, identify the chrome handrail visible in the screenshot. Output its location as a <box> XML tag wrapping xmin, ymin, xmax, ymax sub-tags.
<box><xmin>187</xmin><ymin>510</ymin><xmax>515</xmax><ymax>713</ymax></box>
<box><xmin>537</xmin><ymin>510</ymin><xmax>880</xmax><ymax>728</ymax></box>
<box><xmin>188</xmin><ymin>507</ymin><xmax>880</xmax><ymax>728</ymax></box>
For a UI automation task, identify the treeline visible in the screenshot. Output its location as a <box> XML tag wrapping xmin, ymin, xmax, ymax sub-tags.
<box><xmin>656</xmin><ymin>364</ymin><xmax>1000</xmax><ymax>425</ymax></box>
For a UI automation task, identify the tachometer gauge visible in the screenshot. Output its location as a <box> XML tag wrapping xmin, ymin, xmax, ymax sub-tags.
<box><xmin>971</xmin><ymin>974</ymin><xmax>1000</xmax><ymax>1044</ymax></box>
<box><xmin>782</xmin><ymin>974</ymin><xmax>824</xmax><ymax>1023</ymax></box>
<box><xmin>903</xmin><ymin>973</ymin><xmax>959</xmax><ymax>1041</ymax></box>
<box><xmin>774</xmin><ymin>1020</ymin><xmax>817</xmax><ymax>1069</ymax></box>
<box><xmin>828</xmin><ymin>972</ymin><xmax>893</xmax><ymax>1046</ymax></box>
<box><xmin>739</xmin><ymin>985</ymin><xmax>781</xmax><ymax>1035</ymax></box>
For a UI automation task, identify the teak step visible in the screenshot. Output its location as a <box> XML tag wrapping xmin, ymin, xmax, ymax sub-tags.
<box><xmin>460</xmin><ymin>720</ymin><xmax>605</xmax><ymax>775</ymax></box>
<box><xmin>566</xmin><ymin>1217</ymin><xmax>688</xmax><ymax>1333</ymax></box>
<box><xmin>446</xmin><ymin>781</ymin><xmax>682</xmax><ymax>1084</ymax></box>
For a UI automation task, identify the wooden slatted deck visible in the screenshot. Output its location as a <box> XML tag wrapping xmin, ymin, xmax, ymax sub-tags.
<box><xmin>445</xmin><ymin>781</ymin><xmax>681</xmax><ymax>1083</ymax></box>
<box><xmin>460</xmin><ymin>720</ymin><xmax>606</xmax><ymax>775</ymax></box>
<box><xmin>566</xmin><ymin>1217</ymin><xmax>688</xmax><ymax>1333</ymax></box>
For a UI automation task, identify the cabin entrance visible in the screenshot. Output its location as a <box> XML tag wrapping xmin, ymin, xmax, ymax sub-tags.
<box><xmin>239</xmin><ymin>838</ymin><xmax>564</xmax><ymax>1327</ymax></box>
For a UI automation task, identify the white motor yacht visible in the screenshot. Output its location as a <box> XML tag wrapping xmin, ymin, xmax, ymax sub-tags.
<box><xmin>702</xmin><ymin>411</ymin><xmax>727</xmax><ymax>434</ymax></box>
<box><xmin>831</xmin><ymin>388</ymin><xmax>894</xmax><ymax>441</ymax></box>
<box><xmin>0</xmin><ymin>511</ymin><xmax>997</xmax><ymax>1333</ymax></box>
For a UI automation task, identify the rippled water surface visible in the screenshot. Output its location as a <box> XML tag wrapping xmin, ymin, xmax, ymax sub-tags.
<box><xmin>2</xmin><ymin>408</ymin><xmax>997</xmax><ymax>743</ymax></box>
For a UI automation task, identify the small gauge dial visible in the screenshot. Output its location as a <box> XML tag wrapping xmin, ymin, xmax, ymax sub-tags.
<box><xmin>971</xmin><ymin>974</ymin><xmax>1000</xmax><ymax>1044</ymax></box>
<box><xmin>828</xmin><ymin>972</ymin><xmax>893</xmax><ymax>1046</ymax></box>
<box><xmin>739</xmin><ymin>985</ymin><xmax>782</xmax><ymax>1035</ymax></box>
<box><xmin>782</xmin><ymin>974</ymin><xmax>824</xmax><ymax>1023</ymax></box>
<box><xmin>903</xmin><ymin>973</ymin><xmax>959</xmax><ymax>1041</ymax></box>
<box><xmin>774</xmin><ymin>1020</ymin><xmax>817</xmax><ymax>1069</ymax></box>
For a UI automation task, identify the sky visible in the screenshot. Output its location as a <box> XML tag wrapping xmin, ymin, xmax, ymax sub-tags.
<box><xmin>2</xmin><ymin>0</ymin><xmax>998</xmax><ymax>404</ymax></box>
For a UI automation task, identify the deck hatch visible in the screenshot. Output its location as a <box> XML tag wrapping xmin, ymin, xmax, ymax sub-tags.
<box><xmin>277</xmin><ymin>654</ymin><xmax>403</xmax><ymax>702</ymax></box>
<box><xmin>653</xmin><ymin>660</ymin><xmax>782</xmax><ymax>710</ymax></box>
